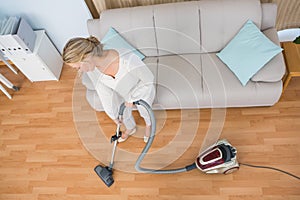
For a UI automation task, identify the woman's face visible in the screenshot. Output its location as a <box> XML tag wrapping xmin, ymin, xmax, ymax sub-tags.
<box><xmin>68</xmin><ymin>56</ymin><xmax>95</xmax><ymax>72</ymax></box>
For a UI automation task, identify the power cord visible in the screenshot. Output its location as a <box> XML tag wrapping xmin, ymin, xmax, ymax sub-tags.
<box><xmin>239</xmin><ymin>162</ymin><xmax>300</xmax><ymax>180</ymax></box>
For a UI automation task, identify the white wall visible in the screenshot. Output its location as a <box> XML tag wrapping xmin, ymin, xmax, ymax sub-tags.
<box><xmin>0</xmin><ymin>0</ymin><xmax>92</xmax><ymax>53</ymax></box>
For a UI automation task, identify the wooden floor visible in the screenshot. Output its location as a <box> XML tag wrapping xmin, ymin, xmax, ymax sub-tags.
<box><xmin>0</xmin><ymin>65</ymin><xmax>299</xmax><ymax>200</ymax></box>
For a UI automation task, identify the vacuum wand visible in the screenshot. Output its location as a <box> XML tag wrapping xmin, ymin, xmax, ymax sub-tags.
<box><xmin>109</xmin><ymin>123</ymin><xmax>120</xmax><ymax>169</ymax></box>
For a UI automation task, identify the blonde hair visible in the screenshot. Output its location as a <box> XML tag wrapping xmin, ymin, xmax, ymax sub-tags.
<box><xmin>62</xmin><ymin>36</ymin><xmax>103</xmax><ymax>63</ymax></box>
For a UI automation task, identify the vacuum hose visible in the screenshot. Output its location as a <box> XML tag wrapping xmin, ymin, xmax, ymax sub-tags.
<box><xmin>120</xmin><ymin>99</ymin><xmax>196</xmax><ymax>174</ymax></box>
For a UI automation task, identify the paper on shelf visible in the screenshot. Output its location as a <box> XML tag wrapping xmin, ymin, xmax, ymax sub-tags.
<box><xmin>0</xmin><ymin>17</ymin><xmax>36</xmax><ymax>57</ymax></box>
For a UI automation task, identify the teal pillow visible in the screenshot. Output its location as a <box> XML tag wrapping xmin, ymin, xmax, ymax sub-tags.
<box><xmin>101</xmin><ymin>27</ymin><xmax>145</xmax><ymax>60</ymax></box>
<box><xmin>216</xmin><ymin>20</ymin><xmax>282</xmax><ymax>86</ymax></box>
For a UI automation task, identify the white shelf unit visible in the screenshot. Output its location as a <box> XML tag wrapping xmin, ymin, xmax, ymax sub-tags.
<box><xmin>7</xmin><ymin>30</ymin><xmax>63</xmax><ymax>82</ymax></box>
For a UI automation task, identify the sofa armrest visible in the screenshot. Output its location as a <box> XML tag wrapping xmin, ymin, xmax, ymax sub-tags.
<box><xmin>251</xmin><ymin>28</ymin><xmax>286</xmax><ymax>83</ymax></box>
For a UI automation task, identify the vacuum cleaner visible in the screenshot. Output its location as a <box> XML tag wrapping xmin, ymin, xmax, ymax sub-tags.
<box><xmin>94</xmin><ymin>99</ymin><xmax>239</xmax><ymax>187</ymax></box>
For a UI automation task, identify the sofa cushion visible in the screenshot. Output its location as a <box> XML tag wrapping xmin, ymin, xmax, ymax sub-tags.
<box><xmin>156</xmin><ymin>54</ymin><xmax>202</xmax><ymax>109</ymax></box>
<box><xmin>101</xmin><ymin>27</ymin><xmax>145</xmax><ymax>60</ymax></box>
<box><xmin>201</xmin><ymin>54</ymin><xmax>283</xmax><ymax>107</ymax></box>
<box><xmin>251</xmin><ymin>28</ymin><xmax>286</xmax><ymax>82</ymax></box>
<box><xmin>216</xmin><ymin>20</ymin><xmax>283</xmax><ymax>86</ymax></box>
<box><xmin>153</xmin><ymin>1</ymin><xmax>201</xmax><ymax>56</ymax></box>
<box><xmin>87</xmin><ymin>6</ymin><xmax>157</xmax><ymax>57</ymax></box>
<box><xmin>199</xmin><ymin>0</ymin><xmax>261</xmax><ymax>53</ymax></box>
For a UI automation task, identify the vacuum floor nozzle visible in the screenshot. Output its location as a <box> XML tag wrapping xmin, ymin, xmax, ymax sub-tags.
<box><xmin>94</xmin><ymin>165</ymin><xmax>114</xmax><ymax>187</ymax></box>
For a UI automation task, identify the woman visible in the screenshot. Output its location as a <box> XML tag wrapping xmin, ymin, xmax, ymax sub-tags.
<box><xmin>63</xmin><ymin>36</ymin><xmax>155</xmax><ymax>143</ymax></box>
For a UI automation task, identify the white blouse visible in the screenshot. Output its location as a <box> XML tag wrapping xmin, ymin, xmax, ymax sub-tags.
<box><xmin>87</xmin><ymin>48</ymin><xmax>155</xmax><ymax>119</ymax></box>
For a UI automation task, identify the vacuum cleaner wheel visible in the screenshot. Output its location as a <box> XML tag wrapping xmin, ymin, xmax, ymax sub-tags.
<box><xmin>223</xmin><ymin>166</ymin><xmax>239</xmax><ymax>174</ymax></box>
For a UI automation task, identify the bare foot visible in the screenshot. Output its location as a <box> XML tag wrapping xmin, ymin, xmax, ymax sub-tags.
<box><xmin>122</xmin><ymin>128</ymin><xmax>135</xmax><ymax>139</ymax></box>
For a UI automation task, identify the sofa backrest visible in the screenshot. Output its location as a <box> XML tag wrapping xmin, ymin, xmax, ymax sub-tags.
<box><xmin>261</xmin><ymin>3</ymin><xmax>277</xmax><ymax>31</ymax></box>
<box><xmin>199</xmin><ymin>0</ymin><xmax>261</xmax><ymax>52</ymax></box>
<box><xmin>88</xmin><ymin>5</ymin><xmax>158</xmax><ymax>57</ymax></box>
<box><xmin>88</xmin><ymin>0</ymin><xmax>273</xmax><ymax>56</ymax></box>
<box><xmin>153</xmin><ymin>1</ymin><xmax>201</xmax><ymax>56</ymax></box>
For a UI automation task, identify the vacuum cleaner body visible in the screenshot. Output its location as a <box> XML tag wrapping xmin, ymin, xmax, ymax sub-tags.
<box><xmin>195</xmin><ymin>139</ymin><xmax>239</xmax><ymax>174</ymax></box>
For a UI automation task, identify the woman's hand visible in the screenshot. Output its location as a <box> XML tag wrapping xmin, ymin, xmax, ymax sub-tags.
<box><xmin>125</xmin><ymin>102</ymin><xmax>134</xmax><ymax>107</ymax></box>
<box><xmin>113</xmin><ymin>118</ymin><xmax>122</xmax><ymax>125</ymax></box>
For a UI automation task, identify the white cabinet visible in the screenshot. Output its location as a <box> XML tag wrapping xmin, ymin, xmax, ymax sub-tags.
<box><xmin>8</xmin><ymin>30</ymin><xmax>63</xmax><ymax>82</ymax></box>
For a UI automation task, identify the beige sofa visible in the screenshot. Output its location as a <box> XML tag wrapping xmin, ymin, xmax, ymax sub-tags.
<box><xmin>83</xmin><ymin>0</ymin><xmax>285</xmax><ymax>111</ymax></box>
